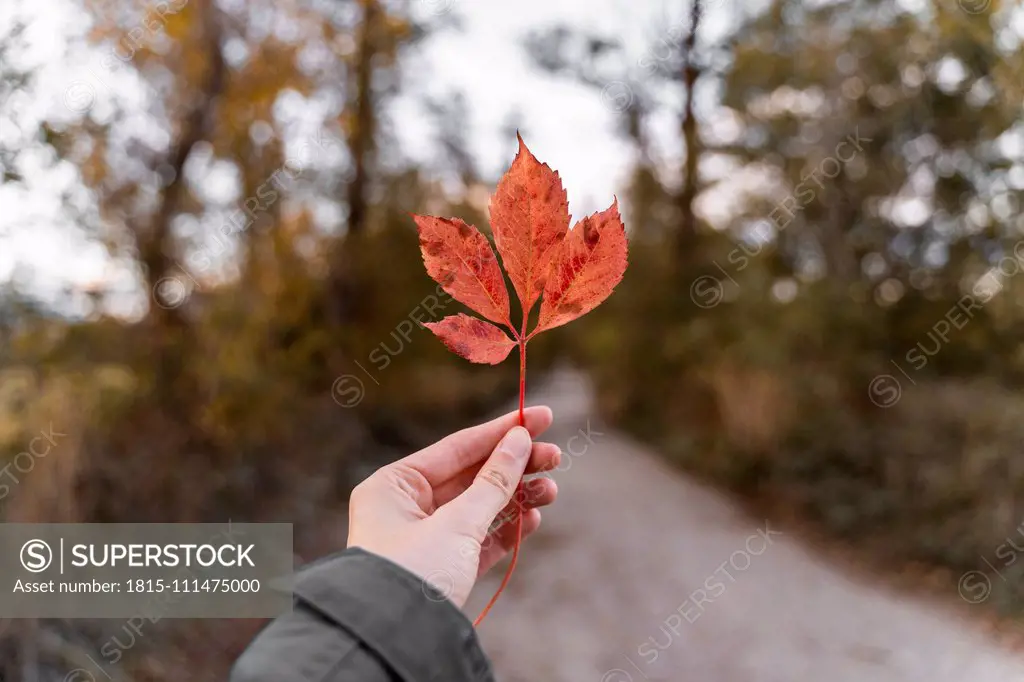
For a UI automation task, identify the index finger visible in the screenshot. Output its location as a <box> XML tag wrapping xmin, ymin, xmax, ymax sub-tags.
<box><xmin>399</xmin><ymin>406</ymin><xmax>553</xmax><ymax>486</ymax></box>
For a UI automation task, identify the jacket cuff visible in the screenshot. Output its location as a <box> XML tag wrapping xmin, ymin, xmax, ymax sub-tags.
<box><xmin>293</xmin><ymin>547</ymin><xmax>492</xmax><ymax>682</ymax></box>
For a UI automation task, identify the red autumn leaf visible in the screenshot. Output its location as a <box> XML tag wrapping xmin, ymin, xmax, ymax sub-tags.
<box><xmin>533</xmin><ymin>199</ymin><xmax>628</xmax><ymax>335</ymax></box>
<box><xmin>423</xmin><ymin>314</ymin><xmax>515</xmax><ymax>364</ymax></box>
<box><xmin>413</xmin><ymin>215</ymin><xmax>511</xmax><ymax>327</ymax></box>
<box><xmin>490</xmin><ymin>133</ymin><xmax>570</xmax><ymax>318</ymax></box>
<box><xmin>412</xmin><ymin>134</ymin><xmax>628</xmax><ymax>627</ymax></box>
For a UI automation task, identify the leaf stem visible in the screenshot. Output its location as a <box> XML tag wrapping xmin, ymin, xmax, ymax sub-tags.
<box><xmin>518</xmin><ymin>337</ymin><xmax>526</xmax><ymax>425</ymax></box>
<box><xmin>473</xmin><ymin>324</ymin><xmax>528</xmax><ymax>627</ymax></box>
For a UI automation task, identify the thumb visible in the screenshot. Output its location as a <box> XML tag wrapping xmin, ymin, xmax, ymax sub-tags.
<box><xmin>442</xmin><ymin>426</ymin><xmax>532</xmax><ymax>536</ymax></box>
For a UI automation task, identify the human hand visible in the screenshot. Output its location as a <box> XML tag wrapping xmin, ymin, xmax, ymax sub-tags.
<box><xmin>346</xmin><ymin>407</ymin><xmax>560</xmax><ymax>608</ymax></box>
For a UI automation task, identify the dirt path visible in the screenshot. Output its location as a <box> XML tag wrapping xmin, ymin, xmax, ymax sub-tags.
<box><xmin>466</xmin><ymin>369</ymin><xmax>1024</xmax><ymax>682</ymax></box>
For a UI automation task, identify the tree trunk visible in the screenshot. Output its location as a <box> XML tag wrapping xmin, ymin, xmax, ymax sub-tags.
<box><xmin>142</xmin><ymin>0</ymin><xmax>225</xmax><ymax>416</ymax></box>
<box><xmin>346</xmin><ymin>0</ymin><xmax>377</xmax><ymax>238</ymax></box>
<box><xmin>677</xmin><ymin>0</ymin><xmax>702</xmax><ymax>265</ymax></box>
<box><xmin>326</xmin><ymin>0</ymin><xmax>379</xmax><ymax>330</ymax></box>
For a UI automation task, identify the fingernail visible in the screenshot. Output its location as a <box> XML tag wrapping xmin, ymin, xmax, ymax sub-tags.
<box><xmin>500</xmin><ymin>426</ymin><xmax>531</xmax><ymax>460</ymax></box>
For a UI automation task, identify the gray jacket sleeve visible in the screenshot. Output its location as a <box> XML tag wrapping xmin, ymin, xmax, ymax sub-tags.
<box><xmin>230</xmin><ymin>548</ymin><xmax>494</xmax><ymax>682</ymax></box>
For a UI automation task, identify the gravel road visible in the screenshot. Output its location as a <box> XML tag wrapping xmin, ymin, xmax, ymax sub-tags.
<box><xmin>466</xmin><ymin>369</ymin><xmax>1024</xmax><ymax>682</ymax></box>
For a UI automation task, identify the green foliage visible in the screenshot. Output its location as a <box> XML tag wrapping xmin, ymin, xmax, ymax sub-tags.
<box><xmin>572</xmin><ymin>0</ymin><xmax>1024</xmax><ymax>616</ymax></box>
